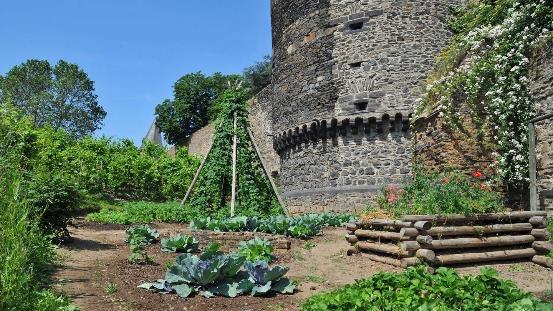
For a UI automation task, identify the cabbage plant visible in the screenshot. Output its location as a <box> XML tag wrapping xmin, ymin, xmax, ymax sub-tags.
<box><xmin>238</xmin><ymin>237</ymin><xmax>273</xmax><ymax>263</ymax></box>
<box><xmin>138</xmin><ymin>245</ymin><xmax>295</xmax><ymax>298</ymax></box>
<box><xmin>161</xmin><ymin>235</ymin><xmax>198</xmax><ymax>253</ymax></box>
<box><xmin>125</xmin><ymin>225</ymin><xmax>159</xmax><ymax>244</ymax></box>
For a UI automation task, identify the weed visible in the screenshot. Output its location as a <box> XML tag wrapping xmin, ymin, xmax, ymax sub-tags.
<box><xmin>105</xmin><ymin>282</ymin><xmax>118</xmax><ymax>295</ymax></box>
<box><xmin>293</xmin><ymin>250</ymin><xmax>305</xmax><ymax>261</ymax></box>
<box><xmin>305</xmin><ymin>274</ymin><xmax>326</xmax><ymax>284</ymax></box>
<box><xmin>303</xmin><ymin>241</ymin><xmax>317</xmax><ymax>250</ymax></box>
<box><xmin>507</xmin><ymin>264</ymin><xmax>526</xmax><ymax>273</ymax></box>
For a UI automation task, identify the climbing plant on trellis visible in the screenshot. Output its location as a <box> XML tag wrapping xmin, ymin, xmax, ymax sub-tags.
<box><xmin>184</xmin><ymin>88</ymin><xmax>283</xmax><ymax>218</ymax></box>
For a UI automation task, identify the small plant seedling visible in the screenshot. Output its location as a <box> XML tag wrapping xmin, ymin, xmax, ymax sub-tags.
<box><xmin>303</xmin><ymin>241</ymin><xmax>317</xmax><ymax>250</ymax></box>
<box><xmin>164</xmin><ymin>260</ymin><xmax>173</xmax><ymax>269</ymax></box>
<box><xmin>507</xmin><ymin>264</ymin><xmax>525</xmax><ymax>272</ymax></box>
<box><xmin>293</xmin><ymin>250</ymin><xmax>305</xmax><ymax>261</ymax></box>
<box><xmin>105</xmin><ymin>282</ymin><xmax>118</xmax><ymax>294</ymax></box>
<box><xmin>305</xmin><ymin>274</ymin><xmax>326</xmax><ymax>284</ymax></box>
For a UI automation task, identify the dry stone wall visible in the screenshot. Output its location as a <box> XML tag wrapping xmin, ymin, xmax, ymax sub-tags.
<box><xmin>529</xmin><ymin>42</ymin><xmax>553</xmax><ymax>213</ymax></box>
<box><xmin>270</xmin><ymin>0</ymin><xmax>465</xmax><ymax>213</ymax></box>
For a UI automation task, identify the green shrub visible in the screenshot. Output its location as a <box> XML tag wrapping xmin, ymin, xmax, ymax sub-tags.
<box><xmin>367</xmin><ymin>170</ymin><xmax>504</xmax><ymax>217</ymax></box>
<box><xmin>27</xmin><ymin>172</ymin><xmax>81</xmax><ymax>241</ymax></box>
<box><xmin>0</xmin><ymin>120</ymin><xmax>72</xmax><ymax>310</ymax></box>
<box><xmin>301</xmin><ymin>266</ymin><xmax>552</xmax><ymax>311</ymax></box>
<box><xmin>239</xmin><ymin>237</ymin><xmax>273</xmax><ymax>263</ymax></box>
<box><xmin>87</xmin><ymin>201</ymin><xmax>199</xmax><ymax>224</ymax></box>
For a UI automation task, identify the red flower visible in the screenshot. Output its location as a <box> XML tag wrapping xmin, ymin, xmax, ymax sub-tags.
<box><xmin>472</xmin><ymin>170</ymin><xmax>484</xmax><ymax>179</ymax></box>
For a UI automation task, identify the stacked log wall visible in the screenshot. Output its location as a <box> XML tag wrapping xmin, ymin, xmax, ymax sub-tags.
<box><xmin>346</xmin><ymin>211</ymin><xmax>552</xmax><ymax>268</ymax></box>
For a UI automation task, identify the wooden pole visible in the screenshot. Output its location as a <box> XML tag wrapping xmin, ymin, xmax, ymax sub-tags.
<box><xmin>230</xmin><ymin>112</ymin><xmax>238</xmax><ymax>217</ymax></box>
<box><xmin>247</xmin><ymin>128</ymin><xmax>287</xmax><ymax>214</ymax></box>
<box><xmin>179</xmin><ymin>140</ymin><xmax>215</xmax><ymax>208</ymax></box>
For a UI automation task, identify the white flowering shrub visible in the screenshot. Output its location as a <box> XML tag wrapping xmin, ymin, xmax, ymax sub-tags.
<box><xmin>417</xmin><ymin>0</ymin><xmax>553</xmax><ymax>188</ymax></box>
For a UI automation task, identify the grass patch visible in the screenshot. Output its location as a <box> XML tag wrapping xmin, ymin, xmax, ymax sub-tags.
<box><xmin>86</xmin><ymin>201</ymin><xmax>198</xmax><ymax>224</ymax></box>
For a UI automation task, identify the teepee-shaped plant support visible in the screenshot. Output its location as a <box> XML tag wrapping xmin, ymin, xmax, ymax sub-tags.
<box><xmin>180</xmin><ymin>88</ymin><xmax>284</xmax><ymax>218</ymax></box>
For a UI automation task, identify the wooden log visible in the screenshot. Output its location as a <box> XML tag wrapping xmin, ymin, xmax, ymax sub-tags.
<box><xmin>414</xmin><ymin>221</ymin><xmax>432</xmax><ymax>231</ymax></box>
<box><xmin>399</xmin><ymin>227</ymin><xmax>419</xmax><ymax>238</ymax></box>
<box><xmin>400</xmin><ymin>241</ymin><xmax>421</xmax><ymax>252</ymax></box>
<box><xmin>402</xmin><ymin>211</ymin><xmax>547</xmax><ymax>223</ymax></box>
<box><xmin>428</xmin><ymin>235</ymin><xmax>535</xmax><ymax>250</ymax></box>
<box><xmin>436</xmin><ymin>248</ymin><xmax>536</xmax><ymax>265</ymax></box>
<box><xmin>355</xmin><ymin>229</ymin><xmax>407</xmax><ymax>241</ymax></box>
<box><xmin>416</xmin><ymin>249</ymin><xmax>437</xmax><ymax>264</ymax></box>
<box><xmin>362</xmin><ymin>252</ymin><xmax>402</xmax><ymax>267</ymax></box>
<box><xmin>417</xmin><ymin>235</ymin><xmax>433</xmax><ymax>246</ymax></box>
<box><xmin>347</xmin><ymin>247</ymin><xmax>360</xmax><ymax>256</ymax></box>
<box><xmin>359</xmin><ymin>219</ymin><xmax>413</xmax><ymax>229</ymax></box>
<box><xmin>427</xmin><ymin>223</ymin><xmax>532</xmax><ymax>237</ymax></box>
<box><xmin>529</xmin><ymin>216</ymin><xmax>547</xmax><ymax>228</ymax></box>
<box><xmin>230</xmin><ymin>112</ymin><xmax>238</xmax><ymax>217</ymax></box>
<box><xmin>532</xmin><ymin>241</ymin><xmax>553</xmax><ymax>254</ymax></box>
<box><xmin>400</xmin><ymin>257</ymin><xmax>421</xmax><ymax>268</ymax></box>
<box><xmin>345</xmin><ymin>223</ymin><xmax>358</xmax><ymax>232</ymax></box>
<box><xmin>532</xmin><ymin>255</ymin><xmax>553</xmax><ymax>268</ymax></box>
<box><xmin>531</xmin><ymin>229</ymin><xmax>551</xmax><ymax>241</ymax></box>
<box><xmin>345</xmin><ymin>234</ymin><xmax>358</xmax><ymax>244</ymax></box>
<box><xmin>357</xmin><ymin>241</ymin><xmax>413</xmax><ymax>257</ymax></box>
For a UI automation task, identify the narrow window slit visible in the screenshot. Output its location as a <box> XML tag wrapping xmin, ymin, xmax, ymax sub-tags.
<box><xmin>349</xmin><ymin>21</ymin><xmax>364</xmax><ymax>31</ymax></box>
<box><xmin>354</xmin><ymin>101</ymin><xmax>368</xmax><ymax>111</ymax></box>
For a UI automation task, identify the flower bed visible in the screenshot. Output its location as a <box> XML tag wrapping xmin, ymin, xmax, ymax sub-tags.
<box><xmin>346</xmin><ymin>211</ymin><xmax>552</xmax><ymax>268</ymax></box>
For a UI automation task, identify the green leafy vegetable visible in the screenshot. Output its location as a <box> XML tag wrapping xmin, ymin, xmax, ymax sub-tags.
<box><xmin>301</xmin><ymin>266</ymin><xmax>552</xmax><ymax>311</ymax></box>
<box><xmin>161</xmin><ymin>235</ymin><xmax>198</xmax><ymax>253</ymax></box>
<box><xmin>239</xmin><ymin>237</ymin><xmax>273</xmax><ymax>263</ymax></box>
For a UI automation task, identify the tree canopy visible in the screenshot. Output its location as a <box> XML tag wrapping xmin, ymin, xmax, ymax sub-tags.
<box><xmin>243</xmin><ymin>55</ymin><xmax>272</xmax><ymax>95</ymax></box>
<box><xmin>154</xmin><ymin>72</ymin><xmax>241</xmax><ymax>145</ymax></box>
<box><xmin>0</xmin><ymin>59</ymin><xmax>106</xmax><ymax>138</ymax></box>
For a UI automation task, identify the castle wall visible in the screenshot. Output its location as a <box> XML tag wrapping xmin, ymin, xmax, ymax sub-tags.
<box><xmin>529</xmin><ymin>42</ymin><xmax>553</xmax><ymax>213</ymax></box>
<box><xmin>248</xmin><ymin>87</ymin><xmax>280</xmax><ymax>175</ymax></box>
<box><xmin>271</xmin><ymin>0</ymin><xmax>465</xmax><ymax>213</ymax></box>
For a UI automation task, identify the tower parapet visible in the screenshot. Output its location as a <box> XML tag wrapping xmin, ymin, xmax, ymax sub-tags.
<box><xmin>269</xmin><ymin>0</ymin><xmax>466</xmax><ymax>213</ymax></box>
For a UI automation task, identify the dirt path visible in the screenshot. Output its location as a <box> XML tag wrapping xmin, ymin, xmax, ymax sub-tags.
<box><xmin>53</xmin><ymin>221</ymin><xmax>553</xmax><ymax>311</ymax></box>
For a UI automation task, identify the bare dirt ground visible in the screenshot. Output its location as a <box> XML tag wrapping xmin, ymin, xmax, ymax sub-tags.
<box><xmin>52</xmin><ymin>219</ymin><xmax>553</xmax><ymax>311</ymax></box>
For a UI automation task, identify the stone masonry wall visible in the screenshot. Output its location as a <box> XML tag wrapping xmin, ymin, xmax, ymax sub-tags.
<box><xmin>270</xmin><ymin>0</ymin><xmax>465</xmax><ymax>213</ymax></box>
<box><xmin>529</xmin><ymin>42</ymin><xmax>553</xmax><ymax>212</ymax></box>
<box><xmin>248</xmin><ymin>87</ymin><xmax>280</xmax><ymax>175</ymax></box>
<box><xmin>182</xmin><ymin>123</ymin><xmax>215</xmax><ymax>158</ymax></box>
<box><xmin>413</xmin><ymin>111</ymin><xmax>497</xmax><ymax>177</ymax></box>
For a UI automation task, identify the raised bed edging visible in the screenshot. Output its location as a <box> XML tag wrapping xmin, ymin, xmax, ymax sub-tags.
<box><xmin>346</xmin><ymin>211</ymin><xmax>553</xmax><ymax>269</ymax></box>
<box><xmin>180</xmin><ymin>229</ymin><xmax>291</xmax><ymax>251</ymax></box>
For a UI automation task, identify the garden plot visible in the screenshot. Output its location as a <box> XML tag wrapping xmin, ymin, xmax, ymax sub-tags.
<box><xmin>53</xmin><ymin>219</ymin><xmax>553</xmax><ymax>311</ymax></box>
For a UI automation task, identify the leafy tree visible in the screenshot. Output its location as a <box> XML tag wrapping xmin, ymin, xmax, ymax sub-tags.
<box><xmin>0</xmin><ymin>59</ymin><xmax>106</xmax><ymax>138</ymax></box>
<box><xmin>243</xmin><ymin>55</ymin><xmax>272</xmax><ymax>95</ymax></box>
<box><xmin>154</xmin><ymin>72</ymin><xmax>241</xmax><ymax>145</ymax></box>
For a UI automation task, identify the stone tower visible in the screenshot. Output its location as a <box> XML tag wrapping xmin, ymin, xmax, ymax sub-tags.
<box><xmin>268</xmin><ymin>0</ymin><xmax>465</xmax><ymax>214</ymax></box>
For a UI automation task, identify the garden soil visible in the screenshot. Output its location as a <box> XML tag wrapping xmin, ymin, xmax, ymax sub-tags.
<box><xmin>53</xmin><ymin>219</ymin><xmax>553</xmax><ymax>311</ymax></box>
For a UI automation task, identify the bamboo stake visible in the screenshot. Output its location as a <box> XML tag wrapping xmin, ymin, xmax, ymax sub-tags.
<box><xmin>247</xmin><ymin>128</ymin><xmax>287</xmax><ymax>214</ymax></box>
<box><xmin>179</xmin><ymin>138</ymin><xmax>215</xmax><ymax>207</ymax></box>
<box><xmin>230</xmin><ymin>112</ymin><xmax>238</xmax><ymax>217</ymax></box>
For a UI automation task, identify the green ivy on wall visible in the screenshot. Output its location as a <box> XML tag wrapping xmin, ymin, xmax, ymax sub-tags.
<box><xmin>187</xmin><ymin>88</ymin><xmax>283</xmax><ymax>218</ymax></box>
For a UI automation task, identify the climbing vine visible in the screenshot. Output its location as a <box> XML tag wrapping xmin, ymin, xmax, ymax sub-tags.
<box><xmin>188</xmin><ymin>88</ymin><xmax>283</xmax><ymax>218</ymax></box>
<box><xmin>416</xmin><ymin>0</ymin><xmax>553</xmax><ymax>188</ymax></box>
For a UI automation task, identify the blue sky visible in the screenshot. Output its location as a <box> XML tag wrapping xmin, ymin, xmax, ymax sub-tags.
<box><xmin>0</xmin><ymin>0</ymin><xmax>271</xmax><ymax>144</ymax></box>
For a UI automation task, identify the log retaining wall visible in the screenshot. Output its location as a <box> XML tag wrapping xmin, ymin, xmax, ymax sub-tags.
<box><xmin>346</xmin><ymin>211</ymin><xmax>552</xmax><ymax>268</ymax></box>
